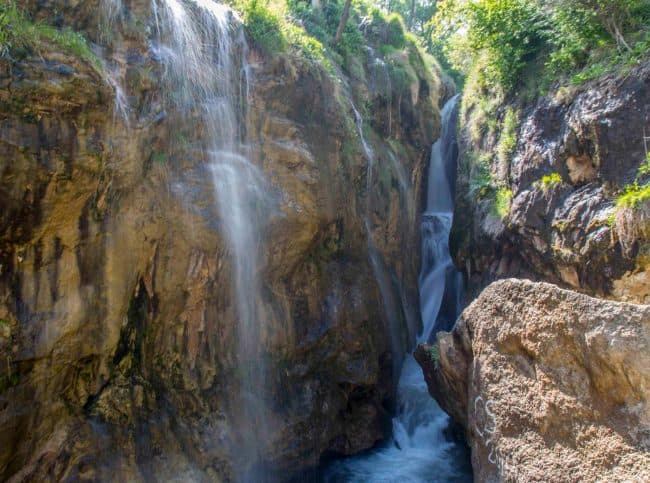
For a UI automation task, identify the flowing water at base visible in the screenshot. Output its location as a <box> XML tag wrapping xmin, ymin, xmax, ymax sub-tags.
<box><xmin>324</xmin><ymin>96</ymin><xmax>471</xmax><ymax>482</ymax></box>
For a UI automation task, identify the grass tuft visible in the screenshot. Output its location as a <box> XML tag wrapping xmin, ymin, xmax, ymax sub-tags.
<box><xmin>535</xmin><ymin>172</ymin><xmax>563</xmax><ymax>191</ymax></box>
<box><xmin>492</xmin><ymin>187</ymin><xmax>513</xmax><ymax>219</ymax></box>
<box><xmin>0</xmin><ymin>2</ymin><xmax>99</xmax><ymax>68</ymax></box>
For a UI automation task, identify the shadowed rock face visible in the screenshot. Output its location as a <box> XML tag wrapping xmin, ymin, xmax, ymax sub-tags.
<box><xmin>452</xmin><ymin>64</ymin><xmax>650</xmax><ymax>303</ymax></box>
<box><xmin>416</xmin><ymin>279</ymin><xmax>650</xmax><ymax>483</ymax></box>
<box><xmin>0</xmin><ymin>3</ymin><xmax>439</xmax><ymax>481</ymax></box>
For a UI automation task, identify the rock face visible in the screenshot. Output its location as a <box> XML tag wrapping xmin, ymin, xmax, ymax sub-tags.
<box><xmin>453</xmin><ymin>63</ymin><xmax>650</xmax><ymax>302</ymax></box>
<box><xmin>416</xmin><ymin>279</ymin><xmax>650</xmax><ymax>482</ymax></box>
<box><xmin>0</xmin><ymin>2</ymin><xmax>440</xmax><ymax>481</ymax></box>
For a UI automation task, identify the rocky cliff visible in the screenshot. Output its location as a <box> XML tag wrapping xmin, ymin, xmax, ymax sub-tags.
<box><xmin>452</xmin><ymin>63</ymin><xmax>650</xmax><ymax>303</ymax></box>
<box><xmin>416</xmin><ymin>279</ymin><xmax>650</xmax><ymax>482</ymax></box>
<box><xmin>415</xmin><ymin>56</ymin><xmax>650</xmax><ymax>481</ymax></box>
<box><xmin>0</xmin><ymin>2</ymin><xmax>440</xmax><ymax>480</ymax></box>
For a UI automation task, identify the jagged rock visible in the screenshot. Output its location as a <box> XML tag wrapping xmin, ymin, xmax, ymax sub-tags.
<box><xmin>416</xmin><ymin>279</ymin><xmax>650</xmax><ymax>482</ymax></box>
<box><xmin>453</xmin><ymin>63</ymin><xmax>650</xmax><ymax>302</ymax></box>
<box><xmin>0</xmin><ymin>2</ymin><xmax>439</xmax><ymax>480</ymax></box>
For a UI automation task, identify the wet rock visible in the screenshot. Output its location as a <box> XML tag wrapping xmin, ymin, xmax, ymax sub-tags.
<box><xmin>0</xmin><ymin>2</ymin><xmax>440</xmax><ymax>480</ymax></box>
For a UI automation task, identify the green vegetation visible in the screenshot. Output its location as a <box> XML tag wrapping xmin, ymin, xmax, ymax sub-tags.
<box><xmin>614</xmin><ymin>149</ymin><xmax>650</xmax><ymax>210</ymax></box>
<box><xmin>151</xmin><ymin>152</ymin><xmax>169</xmax><ymax>165</ymax></box>
<box><xmin>609</xmin><ymin>149</ymin><xmax>650</xmax><ymax>256</ymax></box>
<box><xmin>0</xmin><ymin>1</ymin><xmax>99</xmax><ymax>67</ymax></box>
<box><xmin>0</xmin><ymin>372</ymin><xmax>19</xmax><ymax>393</ymax></box>
<box><xmin>468</xmin><ymin>153</ymin><xmax>495</xmax><ymax>200</ymax></box>
<box><xmin>497</xmin><ymin>108</ymin><xmax>518</xmax><ymax>166</ymax></box>
<box><xmin>427</xmin><ymin>344</ymin><xmax>440</xmax><ymax>365</ymax></box>
<box><xmin>242</xmin><ymin>0</ymin><xmax>286</xmax><ymax>54</ymax></box>
<box><xmin>233</xmin><ymin>0</ymin><xmax>349</xmax><ymax>72</ymax></box>
<box><xmin>431</xmin><ymin>0</ymin><xmax>650</xmax><ymax>95</ymax></box>
<box><xmin>284</xmin><ymin>23</ymin><xmax>332</xmax><ymax>72</ymax></box>
<box><xmin>535</xmin><ymin>172</ymin><xmax>563</xmax><ymax>190</ymax></box>
<box><xmin>466</xmin><ymin>152</ymin><xmax>512</xmax><ymax>219</ymax></box>
<box><xmin>493</xmin><ymin>187</ymin><xmax>513</xmax><ymax>219</ymax></box>
<box><xmin>616</xmin><ymin>182</ymin><xmax>650</xmax><ymax>209</ymax></box>
<box><xmin>0</xmin><ymin>352</ymin><xmax>17</xmax><ymax>393</ymax></box>
<box><xmin>232</xmin><ymin>0</ymin><xmax>430</xmax><ymax>83</ymax></box>
<box><xmin>639</xmin><ymin>151</ymin><xmax>650</xmax><ymax>177</ymax></box>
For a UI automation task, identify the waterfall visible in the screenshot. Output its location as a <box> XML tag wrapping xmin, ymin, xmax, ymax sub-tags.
<box><xmin>351</xmin><ymin>101</ymin><xmax>406</xmax><ymax>381</ymax></box>
<box><xmin>419</xmin><ymin>95</ymin><xmax>464</xmax><ymax>338</ymax></box>
<box><xmin>149</xmin><ymin>1</ymin><xmax>270</xmax><ymax>478</ymax></box>
<box><xmin>326</xmin><ymin>95</ymin><xmax>471</xmax><ymax>482</ymax></box>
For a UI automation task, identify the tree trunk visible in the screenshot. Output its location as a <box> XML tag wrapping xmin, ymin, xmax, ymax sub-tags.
<box><xmin>333</xmin><ymin>0</ymin><xmax>352</xmax><ymax>45</ymax></box>
<box><xmin>408</xmin><ymin>0</ymin><xmax>416</xmax><ymax>30</ymax></box>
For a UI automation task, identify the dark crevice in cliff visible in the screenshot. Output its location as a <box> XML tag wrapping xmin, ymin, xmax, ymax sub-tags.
<box><xmin>113</xmin><ymin>279</ymin><xmax>150</xmax><ymax>371</ymax></box>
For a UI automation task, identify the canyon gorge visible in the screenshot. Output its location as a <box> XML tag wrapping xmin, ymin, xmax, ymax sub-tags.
<box><xmin>0</xmin><ymin>0</ymin><xmax>648</xmax><ymax>482</ymax></box>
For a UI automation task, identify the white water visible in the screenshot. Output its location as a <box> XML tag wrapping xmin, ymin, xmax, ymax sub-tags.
<box><xmin>150</xmin><ymin>1</ymin><xmax>270</xmax><ymax>478</ymax></box>
<box><xmin>327</xmin><ymin>95</ymin><xmax>470</xmax><ymax>482</ymax></box>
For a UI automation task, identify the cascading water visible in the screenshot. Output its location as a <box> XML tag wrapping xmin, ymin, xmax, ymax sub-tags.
<box><xmin>149</xmin><ymin>0</ymin><xmax>270</xmax><ymax>478</ymax></box>
<box><xmin>326</xmin><ymin>95</ymin><xmax>471</xmax><ymax>482</ymax></box>
<box><xmin>419</xmin><ymin>95</ymin><xmax>464</xmax><ymax>337</ymax></box>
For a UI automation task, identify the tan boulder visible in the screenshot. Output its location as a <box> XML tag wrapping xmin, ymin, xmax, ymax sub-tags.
<box><xmin>416</xmin><ymin>279</ymin><xmax>650</xmax><ymax>482</ymax></box>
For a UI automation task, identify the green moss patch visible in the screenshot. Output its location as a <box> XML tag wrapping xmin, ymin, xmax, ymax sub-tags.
<box><xmin>0</xmin><ymin>2</ymin><xmax>99</xmax><ymax>68</ymax></box>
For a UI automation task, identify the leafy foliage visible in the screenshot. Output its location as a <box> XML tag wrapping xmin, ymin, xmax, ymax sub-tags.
<box><xmin>616</xmin><ymin>182</ymin><xmax>650</xmax><ymax>209</ymax></box>
<box><xmin>0</xmin><ymin>1</ymin><xmax>99</xmax><ymax>67</ymax></box>
<box><xmin>431</xmin><ymin>0</ymin><xmax>650</xmax><ymax>94</ymax></box>
<box><xmin>497</xmin><ymin>108</ymin><xmax>518</xmax><ymax>166</ymax></box>
<box><xmin>243</xmin><ymin>0</ymin><xmax>286</xmax><ymax>54</ymax></box>
<box><xmin>468</xmin><ymin>153</ymin><xmax>496</xmax><ymax>200</ymax></box>
<box><xmin>535</xmin><ymin>172</ymin><xmax>563</xmax><ymax>190</ymax></box>
<box><xmin>639</xmin><ymin>152</ymin><xmax>650</xmax><ymax>178</ymax></box>
<box><xmin>493</xmin><ymin>187</ymin><xmax>513</xmax><ymax>219</ymax></box>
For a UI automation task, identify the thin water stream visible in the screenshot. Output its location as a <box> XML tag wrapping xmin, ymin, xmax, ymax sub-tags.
<box><xmin>149</xmin><ymin>1</ymin><xmax>271</xmax><ymax>478</ymax></box>
<box><xmin>325</xmin><ymin>95</ymin><xmax>471</xmax><ymax>482</ymax></box>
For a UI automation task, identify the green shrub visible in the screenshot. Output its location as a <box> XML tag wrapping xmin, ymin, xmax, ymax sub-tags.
<box><xmin>616</xmin><ymin>182</ymin><xmax>650</xmax><ymax>209</ymax></box>
<box><xmin>434</xmin><ymin>0</ymin><xmax>550</xmax><ymax>90</ymax></box>
<box><xmin>243</xmin><ymin>0</ymin><xmax>285</xmax><ymax>54</ymax></box>
<box><xmin>639</xmin><ymin>152</ymin><xmax>650</xmax><ymax>178</ymax></box>
<box><xmin>432</xmin><ymin>0</ymin><xmax>650</xmax><ymax>94</ymax></box>
<box><xmin>0</xmin><ymin>2</ymin><xmax>99</xmax><ymax>67</ymax></box>
<box><xmin>365</xmin><ymin>8</ymin><xmax>410</xmax><ymax>50</ymax></box>
<box><xmin>468</xmin><ymin>153</ymin><xmax>496</xmax><ymax>200</ymax></box>
<box><xmin>0</xmin><ymin>373</ymin><xmax>19</xmax><ymax>393</ymax></box>
<box><xmin>535</xmin><ymin>172</ymin><xmax>563</xmax><ymax>190</ymax></box>
<box><xmin>497</xmin><ymin>108</ymin><xmax>518</xmax><ymax>166</ymax></box>
<box><xmin>386</xmin><ymin>13</ymin><xmax>407</xmax><ymax>48</ymax></box>
<box><xmin>493</xmin><ymin>187</ymin><xmax>513</xmax><ymax>219</ymax></box>
<box><xmin>428</xmin><ymin>344</ymin><xmax>440</xmax><ymax>364</ymax></box>
<box><xmin>284</xmin><ymin>23</ymin><xmax>333</xmax><ymax>73</ymax></box>
<box><xmin>387</xmin><ymin>57</ymin><xmax>416</xmax><ymax>93</ymax></box>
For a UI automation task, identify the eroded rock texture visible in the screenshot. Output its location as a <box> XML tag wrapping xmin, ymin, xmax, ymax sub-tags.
<box><xmin>453</xmin><ymin>63</ymin><xmax>650</xmax><ymax>303</ymax></box>
<box><xmin>416</xmin><ymin>279</ymin><xmax>650</xmax><ymax>482</ymax></box>
<box><xmin>0</xmin><ymin>2</ymin><xmax>439</xmax><ymax>481</ymax></box>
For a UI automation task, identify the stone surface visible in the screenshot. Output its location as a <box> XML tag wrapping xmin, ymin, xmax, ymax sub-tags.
<box><xmin>0</xmin><ymin>3</ymin><xmax>440</xmax><ymax>481</ymax></box>
<box><xmin>453</xmin><ymin>63</ymin><xmax>650</xmax><ymax>302</ymax></box>
<box><xmin>416</xmin><ymin>279</ymin><xmax>650</xmax><ymax>483</ymax></box>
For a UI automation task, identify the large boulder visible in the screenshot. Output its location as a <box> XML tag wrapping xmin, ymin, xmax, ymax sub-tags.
<box><xmin>416</xmin><ymin>279</ymin><xmax>650</xmax><ymax>482</ymax></box>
